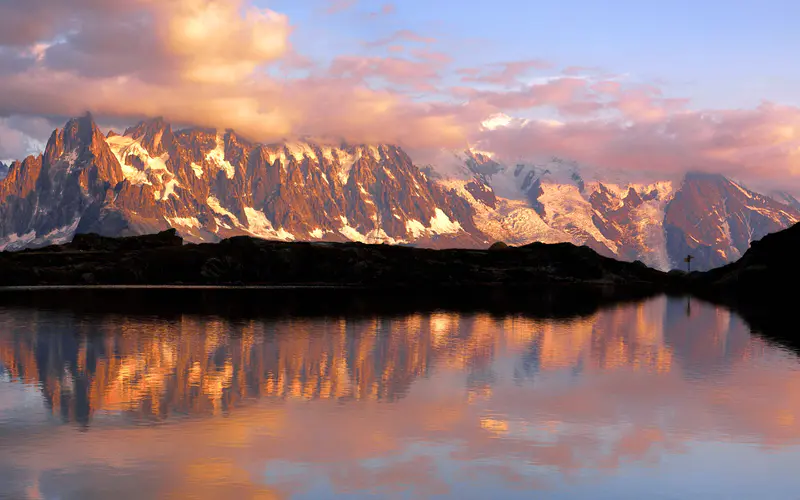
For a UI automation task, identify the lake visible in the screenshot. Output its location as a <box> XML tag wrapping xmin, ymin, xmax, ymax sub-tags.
<box><xmin>1</xmin><ymin>292</ymin><xmax>799</xmax><ymax>499</ymax></box>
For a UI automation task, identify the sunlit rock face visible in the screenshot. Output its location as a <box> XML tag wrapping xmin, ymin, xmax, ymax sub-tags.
<box><xmin>0</xmin><ymin>115</ymin><xmax>486</xmax><ymax>252</ymax></box>
<box><xmin>1</xmin><ymin>115</ymin><xmax>798</xmax><ymax>269</ymax></box>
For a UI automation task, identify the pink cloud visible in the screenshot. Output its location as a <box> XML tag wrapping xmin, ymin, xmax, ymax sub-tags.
<box><xmin>559</xmin><ymin>100</ymin><xmax>606</xmax><ymax>116</ymax></box>
<box><xmin>328</xmin><ymin>56</ymin><xmax>442</xmax><ymax>87</ymax></box>
<box><xmin>411</xmin><ymin>49</ymin><xmax>453</xmax><ymax>65</ymax></box>
<box><xmin>613</xmin><ymin>88</ymin><xmax>690</xmax><ymax>121</ymax></box>
<box><xmin>368</xmin><ymin>3</ymin><xmax>396</xmax><ymax>18</ymax></box>
<box><xmin>459</xmin><ymin>59</ymin><xmax>553</xmax><ymax>85</ymax></box>
<box><xmin>325</xmin><ymin>0</ymin><xmax>357</xmax><ymax>14</ymax></box>
<box><xmin>363</xmin><ymin>30</ymin><xmax>436</xmax><ymax>48</ymax></box>
<box><xmin>562</xmin><ymin>65</ymin><xmax>603</xmax><ymax>76</ymax></box>
<box><xmin>276</xmin><ymin>48</ymin><xmax>316</xmax><ymax>72</ymax></box>
<box><xmin>592</xmin><ymin>80</ymin><xmax>623</xmax><ymax>95</ymax></box>
<box><xmin>465</xmin><ymin>77</ymin><xmax>594</xmax><ymax>111</ymax></box>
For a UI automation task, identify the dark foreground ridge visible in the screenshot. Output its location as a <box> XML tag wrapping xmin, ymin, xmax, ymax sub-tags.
<box><xmin>0</xmin><ymin>229</ymin><xmax>674</xmax><ymax>289</ymax></box>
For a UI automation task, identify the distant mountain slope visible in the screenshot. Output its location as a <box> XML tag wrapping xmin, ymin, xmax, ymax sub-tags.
<box><xmin>431</xmin><ymin>152</ymin><xmax>800</xmax><ymax>271</ymax></box>
<box><xmin>664</xmin><ymin>173</ymin><xmax>800</xmax><ymax>271</ymax></box>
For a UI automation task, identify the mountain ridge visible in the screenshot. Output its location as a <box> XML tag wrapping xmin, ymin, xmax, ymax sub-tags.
<box><xmin>0</xmin><ymin>114</ymin><xmax>797</xmax><ymax>271</ymax></box>
<box><xmin>0</xmin><ymin>114</ymin><xmax>487</xmax><ymax>252</ymax></box>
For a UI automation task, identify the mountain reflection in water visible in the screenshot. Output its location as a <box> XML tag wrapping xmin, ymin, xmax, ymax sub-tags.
<box><xmin>1</xmin><ymin>292</ymin><xmax>800</xmax><ymax>499</ymax></box>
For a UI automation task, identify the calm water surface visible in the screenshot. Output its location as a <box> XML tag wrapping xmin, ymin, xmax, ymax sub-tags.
<box><xmin>1</xmin><ymin>295</ymin><xmax>800</xmax><ymax>499</ymax></box>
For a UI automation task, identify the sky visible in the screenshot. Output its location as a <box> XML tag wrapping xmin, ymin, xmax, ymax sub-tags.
<box><xmin>1</xmin><ymin>0</ymin><xmax>800</xmax><ymax>190</ymax></box>
<box><xmin>273</xmin><ymin>0</ymin><xmax>800</xmax><ymax>109</ymax></box>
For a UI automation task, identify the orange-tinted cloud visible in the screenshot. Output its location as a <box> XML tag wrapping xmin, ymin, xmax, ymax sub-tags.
<box><xmin>0</xmin><ymin>1</ymin><xmax>469</xmax><ymax>150</ymax></box>
<box><xmin>16</xmin><ymin>0</ymin><xmax>291</xmax><ymax>85</ymax></box>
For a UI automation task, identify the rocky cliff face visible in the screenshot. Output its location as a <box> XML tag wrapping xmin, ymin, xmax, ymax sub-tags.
<box><xmin>0</xmin><ymin>114</ymin><xmax>125</xmax><ymax>250</ymax></box>
<box><xmin>0</xmin><ymin>115</ymin><xmax>486</xmax><ymax>251</ymax></box>
<box><xmin>1</xmin><ymin>115</ymin><xmax>798</xmax><ymax>271</ymax></box>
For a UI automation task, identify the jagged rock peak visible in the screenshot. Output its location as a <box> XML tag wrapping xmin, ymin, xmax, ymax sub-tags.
<box><xmin>123</xmin><ymin>117</ymin><xmax>173</xmax><ymax>156</ymax></box>
<box><xmin>43</xmin><ymin>112</ymin><xmax>107</xmax><ymax>166</ymax></box>
<box><xmin>624</xmin><ymin>186</ymin><xmax>643</xmax><ymax>206</ymax></box>
<box><xmin>66</xmin><ymin>113</ymin><xmax>104</xmax><ymax>146</ymax></box>
<box><xmin>124</xmin><ymin>116</ymin><xmax>167</xmax><ymax>137</ymax></box>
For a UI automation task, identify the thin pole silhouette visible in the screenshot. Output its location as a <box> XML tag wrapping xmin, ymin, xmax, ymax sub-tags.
<box><xmin>684</xmin><ymin>254</ymin><xmax>693</xmax><ymax>273</ymax></box>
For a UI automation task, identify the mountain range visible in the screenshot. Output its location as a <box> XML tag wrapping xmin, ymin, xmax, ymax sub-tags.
<box><xmin>0</xmin><ymin>113</ymin><xmax>797</xmax><ymax>271</ymax></box>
